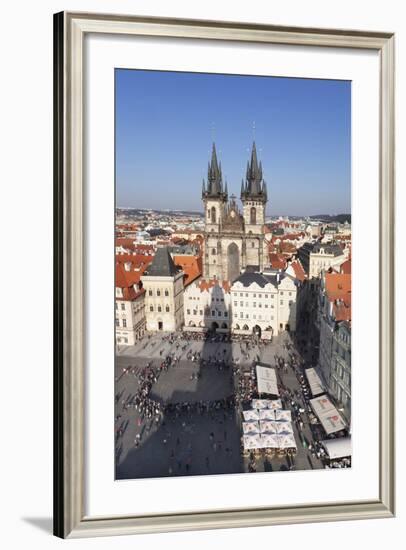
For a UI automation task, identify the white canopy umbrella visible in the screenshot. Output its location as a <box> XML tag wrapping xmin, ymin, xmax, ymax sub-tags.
<box><xmin>259</xmin><ymin>420</ymin><xmax>278</xmax><ymax>434</ymax></box>
<box><xmin>275</xmin><ymin>409</ymin><xmax>292</xmax><ymax>422</ymax></box>
<box><xmin>268</xmin><ymin>399</ymin><xmax>283</xmax><ymax>410</ymax></box>
<box><xmin>277</xmin><ymin>433</ymin><xmax>297</xmax><ymax>449</ymax></box>
<box><xmin>242</xmin><ymin>434</ymin><xmax>263</xmax><ymax>450</ymax></box>
<box><xmin>243</xmin><ymin>409</ymin><xmax>260</xmax><ymax>421</ymax></box>
<box><xmin>276</xmin><ymin>422</ymin><xmax>294</xmax><ymax>435</ymax></box>
<box><xmin>242</xmin><ymin>421</ymin><xmax>260</xmax><ymax>434</ymax></box>
<box><xmin>251</xmin><ymin>399</ymin><xmax>269</xmax><ymax>410</ymax></box>
<box><xmin>259</xmin><ymin>409</ymin><xmax>275</xmax><ymax>420</ymax></box>
<box><xmin>261</xmin><ymin>434</ymin><xmax>280</xmax><ymax>448</ymax></box>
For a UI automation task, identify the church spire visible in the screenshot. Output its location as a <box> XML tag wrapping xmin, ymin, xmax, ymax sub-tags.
<box><xmin>203</xmin><ymin>142</ymin><xmax>227</xmax><ymax>199</ymax></box>
<box><xmin>242</xmin><ymin>141</ymin><xmax>267</xmax><ymax>202</ymax></box>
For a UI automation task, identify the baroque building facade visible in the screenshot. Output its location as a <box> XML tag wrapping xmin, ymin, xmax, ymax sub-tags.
<box><xmin>202</xmin><ymin>142</ymin><xmax>268</xmax><ymax>282</ymax></box>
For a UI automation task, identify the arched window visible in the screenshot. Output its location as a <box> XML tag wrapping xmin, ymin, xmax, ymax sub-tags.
<box><xmin>243</xmin><ymin>324</ymin><xmax>249</xmax><ymax>331</ymax></box>
<box><xmin>250</xmin><ymin>207</ymin><xmax>256</xmax><ymax>224</ymax></box>
<box><xmin>207</xmin><ymin>208</ymin><xmax>211</xmax><ymax>219</ymax></box>
<box><xmin>212</xmin><ymin>248</ymin><xmax>216</xmax><ymax>255</ymax></box>
<box><xmin>211</xmin><ymin>206</ymin><xmax>216</xmax><ymax>223</ymax></box>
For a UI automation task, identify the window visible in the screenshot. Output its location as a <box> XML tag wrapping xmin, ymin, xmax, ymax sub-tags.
<box><xmin>264</xmin><ymin>294</ymin><xmax>268</xmax><ymax>299</ymax></box>
<box><xmin>158</xmin><ymin>306</ymin><xmax>162</xmax><ymax>312</ymax></box>
<box><xmin>234</xmin><ymin>301</ymin><xmax>237</xmax><ymax>306</ymax></box>
<box><xmin>258</xmin><ymin>303</ymin><xmax>262</xmax><ymax>308</ymax></box>
<box><xmin>121</xmin><ymin>303</ymin><xmax>125</xmax><ymax>310</ymax></box>
<box><xmin>240</xmin><ymin>312</ymin><xmax>243</xmax><ymax>318</ymax></box>
<box><xmin>251</xmin><ymin>242</ymin><xmax>255</xmax><ymax>248</ymax></box>
<box><xmin>187</xmin><ymin>309</ymin><xmax>190</xmax><ymax>314</ymax></box>
<box><xmin>289</xmin><ymin>292</ymin><xmax>292</xmax><ymax>296</ymax></box>
<box><xmin>280</xmin><ymin>301</ymin><xmax>284</xmax><ymax>306</ymax></box>
<box><xmin>166</xmin><ymin>306</ymin><xmax>170</xmax><ymax>312</ymax></box>
<box><xmin>245</xmin><ymin>293</ymin><xmax>248</xmax><ymax>297</ymax></box>
<box><xmin>211</xmin><ymin>206</ymin><xmax>216</xmax><ymax>223</ymax></box>
<box><xmin>150</xmin><ymin>306</ymin><xmax>154</xmax><ymax>312</ymax></box>
<box><xmin>280</xmin><ymin>291</ymin><xmax>284</xmax><ymax>296</ymax></box>
<box><xmin>253</xmin><ymin>302</ymin><xmax>256</xmax><ymax>308</ymax></box>
<box><xmin>212</xmin><ymin>248</ymin><xmax>216</xmax><ymax>255</ymax></box>
<box><xmin>265</xmin><ymin>304</ymin><xmax>268</xmax><ymax>308</ymax></box>
<box><xmin>200</xmin><ymin>310</ymin><xmax>203</xmax><ymax>315</ymax></box>
<box><xmin>115</xmin><ymin>303</ymin><xmax>118</xmax><ymax>310</ymax></box>
<box><xmin>148</xmin><ymin>290</ymin><xmax>152</xmax><ymax>296</ymax></box>
<box><xmin>240</xmin><ymin>293</ymin><xmax>243</xmax><ymax>297</ymax></box>
<box><xmin>240</xmin><ymin>301</ymin><xmax>243</xmax><ymax>307</ymax></box>
<box><xmin>124</xmin><ymin>338</ymin><xmax>128</xmax><ymax>343</ymax></box>
<box><xmin>250</xmin><ymin>206</ymin><xmax>256</xmax><ymax>224</ymax></box>
<box><xmin>115</xmin><ymin>319</ymin><xmax>119</xmax><ymax>327</ymax></box>
<box><xmin>157</xmin><ymin>290</ymin><xmax>161</xmax><ymax>296</ymax></box>
<box><xmin>253</xmin><ymin>294</ymin><xmax>256</xmax><ymax>298</ymax></box>
<box><xmin>224</xmin><ymin>311</ymin><xmax>228</xmax><ymax>317</ymax></box>
<box><xmin>165</xmin><ymin>290</ymin><xmax>169</xmax><ymax>296</ymax></box>
<box><xmin>123</xmin><ymin>319</ymin><xmax>127</xmax><ymax>328</ymax></box>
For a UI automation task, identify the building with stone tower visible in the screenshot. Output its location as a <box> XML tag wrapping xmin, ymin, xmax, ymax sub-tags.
<box><xmin>201</xmin><ymin>142</ymin><xmax>268</xmax><ymax>282</ymax></box>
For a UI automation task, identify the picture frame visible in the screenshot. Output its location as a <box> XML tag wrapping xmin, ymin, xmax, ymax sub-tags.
<box><xmin>53</xmin><ymin>11</ymin><xmax>395</xmax><ymax>539</ymax></box>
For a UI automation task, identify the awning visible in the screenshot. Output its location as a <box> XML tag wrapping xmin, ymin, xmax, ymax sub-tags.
<box><xmin>261</xmin><ymin>434</ymin><xmax>280</xmax><ymax>448</ymax></box>
<box><xmin>256</xmin><ymin>364</ymin><xmax>279</xmax><ymax>396</ymax></box>
<box><xmin>305</xmin><ymin>368</ymin><xmax>325</xmax><ymax>396</ymax></box>
<box><xmin>321</xmin><ymin>437</ymin><xmax>352</xmax><ymax>459</ymax></box>
<box><xmin>310</xmin><ymin>395</ymin><xmax>347</xmax><ymax>435</ymax></box>
<box><xmin>251</xmin><ymin>399</ymin><xmax>270</xmax><ymax>409</ymax></box>
<box><xmin>276</xmin><ymin>422</ymin><xmax>294</xmax><ymax>435</ymax></box>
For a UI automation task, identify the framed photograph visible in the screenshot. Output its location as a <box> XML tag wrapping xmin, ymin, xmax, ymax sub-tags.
<box><xmin>54</xmin><ymin>12</ymin><xmax>395</xmax><ymax>538</ymax></box>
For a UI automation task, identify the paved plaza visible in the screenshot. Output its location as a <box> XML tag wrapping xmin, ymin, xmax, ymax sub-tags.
<box><xmin>115</xmin><ymin>332</ymin><xmax>323</xmax><ymax>480</ymax></box>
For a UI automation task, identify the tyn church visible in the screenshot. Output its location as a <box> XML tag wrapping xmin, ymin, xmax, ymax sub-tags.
<box><xmin>202</xmin><ymin>142</ymin><xmax>268</xmax><ymax>282</ymax></box>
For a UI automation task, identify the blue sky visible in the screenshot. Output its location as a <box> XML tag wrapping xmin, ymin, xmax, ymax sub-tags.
<box><xmin>115</xmin><ymin>69</ymin><xmax>350</xmax><ymax>216</ymax></box>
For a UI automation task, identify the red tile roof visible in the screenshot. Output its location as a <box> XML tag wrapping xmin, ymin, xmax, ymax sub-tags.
<box><xmin>325</xmin><ymin>272</ymin><xmax>351</xmax><ymax>321</ymax></box>
<box><xmin>269</xmin><ymin>253</ymin><xmax>287</xmax><ymax>270</ymax></box>
<box><xmin>340</xmin><ymin>258</ymin><xmax>351</xmax><ymax>274</ymax></box>
<box><xmin>198</xmin><ymin>279</ymin><xmax>230</xmax><ymax>293</ymax></box>
<box><xmin>174</xmin><ymin>255</ymin><xmax>202</xmax><ymax>287</ymax></box>
<box><xmin>115</xmin><ymin>262</ymin><xmax>145</xmax><ymax>301</ymax></box>
<box><xmin>291</xmin><ymin>260</ymin><xmax>306</xmax><ymax>282</ymax></box>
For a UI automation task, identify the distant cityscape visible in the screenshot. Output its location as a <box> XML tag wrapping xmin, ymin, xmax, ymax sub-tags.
<box><xmin>115</xmin><ymin>142</ymin><xmax>351</xmax><ymax>479</ymax></box>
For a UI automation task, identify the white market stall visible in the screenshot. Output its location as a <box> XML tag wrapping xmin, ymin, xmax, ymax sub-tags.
<box><xmin>259</xmin><ymin>420</ymin><xmax>278</xmax><ymax>434</ymax></box>
<box><xmin>321</xmin><ymin>437</ymin><xmax>352</xmax><ymax>460</ymax></box>
<box><xmin>305</xmin><ymin>368</ymin><xmax>325</xmax><ymax>397</ymax></box>
<box><xmin>242</xmin><ymin>421</ymin><xmax>260</xmax><ymax>434</ymax></box>
<box><xmin>276</xmin><ymin>422</ymin><xmax>294</xmax><ymax>435</ymax></box>
<box><xmin>275</xmin><ymin>409</ymin><xmax>292</xmax><ymax>422</ymax></box>
<box><xmin>259</xmin><ymin>409</ymin><xmax>275</xmax><ymax>420</ymax></box>
<box><xmin>256</xmin><ymin>364</ymin><xmax>279</xmax><ymax>396</ymax></box>
<box><xmin>242</xmin><ymin>434</ymin><xmax>263</xmax><ymax>450</ymax></box>
<box><xmin>277</xmin><ymin>434</ymin><xmax>297</xmax><ymax>450</ymax></box>
<box><xmin>242</xmin><ymin>409</ymin><xmax>260</xmax><ymax>421</ymax></box>
<box><xmin>310</xmin><ymin>395</ymin><xmax>347</xmax><ymax>435</ymax></box>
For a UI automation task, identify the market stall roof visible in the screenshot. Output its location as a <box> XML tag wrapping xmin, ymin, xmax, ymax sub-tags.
<box><xmin>243</xmin><ymin>409</ymin><xmax>260</xmax><ymax>421</ymax></box>
<box><xmin>256</xmin><ymin>364</ymin><xmax>279</xmax><ymax>396</ymax></box>
<box><xmin>242</xmin><ymin>421</ymin><xmax>260</xmax><ymax>434</ymax></box>
<box><xmin>276</xmin><ymin>422</ymin><xmax>294</xmax><ymax>435</ymax></box>
<box><xmin>305</xmin><ymin>368</ymin><xmax>324</xmax><ymax>396</ymax></box>
<box><xmin>242</xmin><ymin>434</ymin><xmax>263</xmax><ymax>450</ymax></box>
<box><xmin>277</xmin><ymin>434</ymin><xmax>297</xmax><ymax>449</ymax></box>
<box><xmin>310</xmin><ymin>395</ymin><xmax>347</xmax><ymax>435</ymax></box>
<box><xmin>259</xmin><ymin>409</ymin><xmax>275</xmax><ymax>420</ymax></box>
<box><xmin>267</xmin><ymin>399</ymin><xmax>283</xmax><ymax>410</ymax></box>
<box><xmin>321</xmin><ymin>437</ymin><xmax>352</xmax><ymax>459</ymax></box>
<box><xmin>259</xmin><ymin>420</ymin><xmax>278</xmax><ymax>434</ymax></box>
<box><xmin>275</xmin><ymin>409</ymin><xmax>292</xmax><ymax>422</ymax></box>
<box><xmin>261</xmin><ymin>434</ymin><xmax>280</xmax><ymax>448</ymax></box>
<box><xmin>251</xmin><ymin>398</ymin><xmax>270</xmax><ymax>409</ymax></box>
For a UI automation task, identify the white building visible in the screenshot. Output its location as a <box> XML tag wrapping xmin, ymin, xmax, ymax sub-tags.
<box><xmin>115</xmin><ymin>264</ymin><xmax>146</xmax><ymax>346</ymax></box>
<box><xmin>141</xmin><ymin>247</ymin><xmax>184</xmax><ymax>332</ymax></box>
<box><xmin>230</xmin><ymin>271</ymin><xmax>298</xmax><ymax>338</ymax></box>
<box><xmin>298</xmin><ymin>242</ymin><xmax>346</xmax><ymax>279</ymax></box>
<box><xmin>184</xmin><ymin>279</ymin><xmax>231</xmax><ymax>332</ymax></box>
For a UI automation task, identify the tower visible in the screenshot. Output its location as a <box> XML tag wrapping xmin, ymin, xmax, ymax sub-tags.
<box><xmin>202</xmin><ymin>143</ymin><xmax>228</xmax><ymax>278</ymax></box>
<box><xmin>241</xmin><ymin>142</ymin><xmax>268</xmax><ymax>270</ymax></box>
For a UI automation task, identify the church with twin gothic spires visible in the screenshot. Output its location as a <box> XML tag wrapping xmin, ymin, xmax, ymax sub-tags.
<box><xmin>201</xmin><ymin>142</ymin><xmax>269</xmax><ymax>282</ymax></box>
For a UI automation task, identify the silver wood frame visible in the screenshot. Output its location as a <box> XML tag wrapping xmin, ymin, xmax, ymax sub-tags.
<box><xmin>53</xmin><ymin>11</ymin><xmax>395</xmax><ymax>538</ymax></box>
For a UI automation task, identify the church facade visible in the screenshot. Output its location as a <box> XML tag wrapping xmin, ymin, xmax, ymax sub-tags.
<box><xmin>202</xmin><ymin>142</ymin><xmax>269</xmax><ymax>282</ymax></box>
